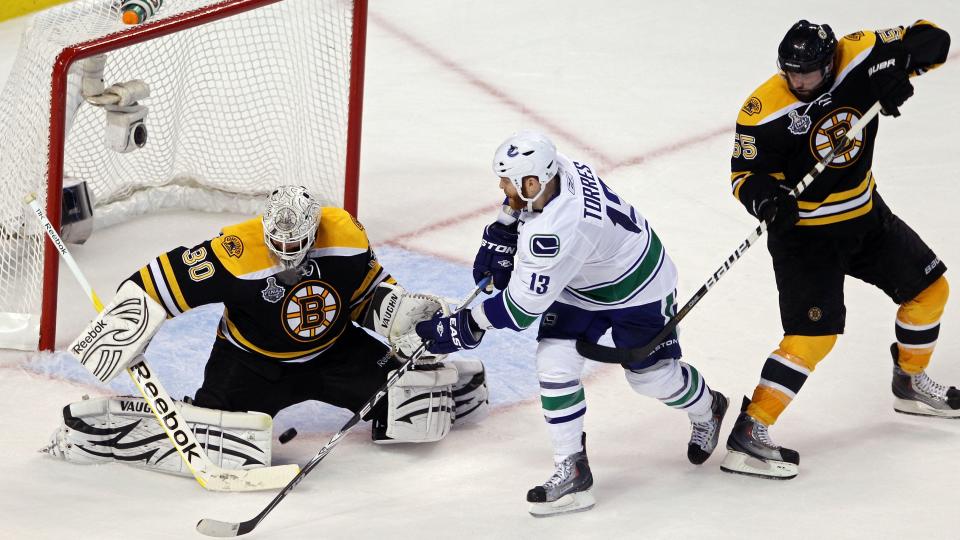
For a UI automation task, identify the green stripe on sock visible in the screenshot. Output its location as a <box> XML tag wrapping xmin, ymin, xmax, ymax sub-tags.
<box><xmin>665</xmin><ymin>365</ymin><xmax>700</xmax><ymax>407</ymax></box>
<box><xmin>541</xmin><ymin>389</ymin><xmax>586</xmax><ymax>411</ymax></box>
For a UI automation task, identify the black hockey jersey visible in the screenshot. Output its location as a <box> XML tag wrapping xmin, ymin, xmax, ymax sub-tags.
<box><xmin>730</xmin><ymin>21</ymin><xmax>949</xmax><ymax>232</ymax></box>
<box><xmin>126</xmin><ymin>207</ymin><xmax>394</xmax><ymax>362</ymax></box>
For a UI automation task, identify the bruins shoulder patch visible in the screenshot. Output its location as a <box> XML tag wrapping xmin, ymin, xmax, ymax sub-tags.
<box><xmin>221</xmin><ymin>235</ymin><xmax>244</xmax><ymax>258</ymax></box>
<box><xmin>741</xmin><ymin>96</ymin><xmax>762</xmax><ymax>116</ymax></box>
<box><xmin>843</xmin><ymin>31</ymin><xmax>864</xmax><ymax>41</ymax></box>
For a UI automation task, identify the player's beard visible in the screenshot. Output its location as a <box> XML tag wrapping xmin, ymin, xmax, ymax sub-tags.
<box><xmin>505</xmin><ymin>192</ymin><xmax>525</xmax><ymax>211</ymax></box>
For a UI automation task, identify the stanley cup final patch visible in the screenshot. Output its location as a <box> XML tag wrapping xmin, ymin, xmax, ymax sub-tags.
<box><xmin>529</xmin><ymin>234</ymin><xmax>560</xmax><ymax>257</ymax></box>
<box><xmin>261</xmin><ymin>277</ymin><xmax>285</xmax><ymax>303</ymax></box>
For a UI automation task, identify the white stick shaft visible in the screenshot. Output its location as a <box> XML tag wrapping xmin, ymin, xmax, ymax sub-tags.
<box><xmin>24</xmin><ymin>193</ymin><xmax>104</xmax><ymax>311</ymax></box>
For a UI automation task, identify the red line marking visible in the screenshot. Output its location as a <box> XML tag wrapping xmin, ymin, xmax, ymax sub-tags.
<box><xmin>374</xmin><ymin>18</ymin><xmax>960</xmax><ymax>251</ymax></box>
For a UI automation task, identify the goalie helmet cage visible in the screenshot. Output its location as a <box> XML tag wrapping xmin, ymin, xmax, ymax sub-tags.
<box><xmin>0</xmin><ymin>0</ymin><xmax>368</xmax><ymax>351</ymax></box>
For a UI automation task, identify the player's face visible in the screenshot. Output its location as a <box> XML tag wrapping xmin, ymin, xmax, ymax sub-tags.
<box><xmin>784</xmin><ymin>67</ymin><xmax>827</xmax><ymax>100</ymax></box>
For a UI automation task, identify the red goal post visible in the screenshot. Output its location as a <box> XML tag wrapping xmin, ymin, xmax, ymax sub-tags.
<box><xmin>0</xmin><ymin>0</ymin><xmax>367</xmax><ymax>351</ymax></box>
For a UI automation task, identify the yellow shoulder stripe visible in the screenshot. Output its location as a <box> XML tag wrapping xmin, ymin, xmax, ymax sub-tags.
<box><xmin>737</xmin><ymin>74</ymin><xmax>798</xmax><ymax>126</ymax></box>
<box><xmin>835</xmin><ymin>31</ymin><xmax>877</xmax><ymax>74</ymax></box>
<box><xmin>211</xmin><ymin>217</ymin><xmax>277</xmax><ymax>278</ymax></box>
<box><xmin>315</xmin><ymin>207</ymin><xmax>369</xmax><ymax>250</ymax></box>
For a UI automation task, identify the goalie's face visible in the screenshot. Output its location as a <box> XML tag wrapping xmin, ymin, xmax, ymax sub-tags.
<box><xmin>262</xmin><ymin>186</ymin><xmax>321</xmax><ymax>270</ymax></box>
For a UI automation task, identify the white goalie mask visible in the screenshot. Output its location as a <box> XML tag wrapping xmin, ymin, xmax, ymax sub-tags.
<box><xmin>492</xmin><ymin>130</ymin><xmax>558</xmax><ymax>211</ymax></box>
<box><xmin>262</xmin><ymin>185</ymin><xmax>321</xmax><ymax>270</ymax></box>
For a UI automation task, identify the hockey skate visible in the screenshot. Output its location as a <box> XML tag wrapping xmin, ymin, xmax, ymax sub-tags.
<box><xmin>688</xmin><ymin>389</ymin><xmax>729</xmax><ymax>465</ymax></box>
<box><xmin>527</xmin><ymin>433</ymin><xmax>595</xmax><ymax>517</ymax></box>
<box><xmin>890</xmin><ymin>343</ymin><xmax>960</xmax><ymax>418</ymax></box>
<box><xmin>720</xmin><ymin>397</ymin><xmax>799</xmax><ymax>480</ymax></box>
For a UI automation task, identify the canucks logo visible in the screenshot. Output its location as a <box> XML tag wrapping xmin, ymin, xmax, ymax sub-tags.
<box><xmin>261</xmin><ymin>277</ymin><xmax>285</xmax><ymax>304</ymax></box>
<box><xmin>787</xmin><ymin>109</ymin><xmax>811</xmax><ymax>135</ymax></box>
<box><xmin>809</xmin><ymin>107</ymin><xmax>865</xmax><ymax>168</ymax></box>
<box><xmin>529</xmin><ymin>234</ymin><xmax>560</xmax><ymax>257</ymax></box>
<box><xmin>282</xmin><ymin>280</ymin><xmax>340</xmax><ymax>342</ymax></box>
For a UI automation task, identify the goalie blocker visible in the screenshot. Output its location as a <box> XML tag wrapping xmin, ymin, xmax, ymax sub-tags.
<box><xmin>43</xmin><ymin>395</ymin><xmax>274</xmax><ymax>478</ymax></box>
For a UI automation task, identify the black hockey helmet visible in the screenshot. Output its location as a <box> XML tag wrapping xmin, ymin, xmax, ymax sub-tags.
<box><xmin>777</xmin><ymin>20</ymin><xmax>837</xmax><ymax>73</ymax></box>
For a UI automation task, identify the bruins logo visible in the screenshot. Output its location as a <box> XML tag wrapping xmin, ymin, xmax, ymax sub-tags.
<box><xmin>809</xmin><ymin>107</ymin><xmax>865</xmax><ymax>169</ymax></box>
<box><xmin>221</xmin><ymin>235</ymin><xmax>243</xmax><ymax>258</ymax></box>
<box><xmin>281</xmin><ymin>280</ymin><xmax>340</xmax><ymax>342</ymax></box>
<box><xmin>741</xmin><ymin>97</ymin><xmax>762</xmax><ymax>116</ymax></box>
<box><xmin>843</xmin><ymin>31</ymin><xmax>864</xmax><ymax>41</ymax></box>
<box><xmin>808</xmin><ymin>307</ymin><xmax>823</xmax><ymax>322</ymax></box>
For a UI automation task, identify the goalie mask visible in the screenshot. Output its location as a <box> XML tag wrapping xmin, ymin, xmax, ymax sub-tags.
<box><xmin>262</xmin><ymin>185</ymin><xmax>321</xmax><ymax>270</ymax></box>
<box><xmin>492</xmin><ymin>130</ymin><xmax>558</xmax><ymax>212</ymax></box>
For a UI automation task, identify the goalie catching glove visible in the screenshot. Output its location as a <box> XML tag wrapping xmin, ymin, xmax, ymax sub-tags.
<box><xmin>69</xmin><ymin>281</ymin><xmax>167</xmax><ymax>383</ymax></box>
<box><xmin>363</xmin><ymin>282</ymin><xmax>451</xmax><ymax>363</ymax></box>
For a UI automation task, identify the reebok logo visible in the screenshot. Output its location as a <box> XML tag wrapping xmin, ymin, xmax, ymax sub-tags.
<box><xmin>71</xmin><ymin>320</ymin><xmax>108</xmax><ymax>356</ymax></box>
<box><xmin>131</xmin><ymin>362</ymin><xmax>202</xmax><ymax>464</ymax></box>
<box><xmin>868</xmin><ymin>58</ymin><xmax>895</xmax><ymax>76</ymax></box>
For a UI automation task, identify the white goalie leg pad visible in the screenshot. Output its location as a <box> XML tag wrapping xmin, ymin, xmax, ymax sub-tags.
<box><xmin>376</xmin><ymin>365</ymin><xmax>458</xmax><ymax>444</ymax></box>
<box><xmin>42</xmin><ymin>396</ymin><xmax>273</xmax><ymax>478</ymax></box>
<box><xmin>69</xmin><ymin>281</ymin><xmax>167</xmax><ymax>383</ymax></box>
<box><xmin>446</xmin><ymin>358</ymin><xmax>490</xmax><ymax>425</ymax></box>
<box><xmin>363</xmin><ymin>282</ymin><xmax>452</xmax><ymax>363</ymax></box>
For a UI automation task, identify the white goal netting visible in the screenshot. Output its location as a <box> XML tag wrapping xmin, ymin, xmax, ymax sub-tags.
<box><xmin>0</xmin><ymin>0</ymin><xmax>362</xmax><ymax>350</ymax></box>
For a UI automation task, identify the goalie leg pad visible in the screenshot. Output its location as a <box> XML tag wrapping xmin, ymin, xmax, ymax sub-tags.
<box><xmin>447</xmin><ymin>358</ymin><xmax>490</xmax><ymax>425</ymax></box>
<box><xmin>43</xmin><ymin>396</ymin><xmax>273</xmax><ymax>478</ymax></box>
<box><xmin>69</xmin><ymin>281</ymin><xmax>167</xmax><ymax>383</ymax></box>
<box><xmin>373</xmin><ymin>365</ymin><xmax>457</xmax><ymax>444</ymax></box>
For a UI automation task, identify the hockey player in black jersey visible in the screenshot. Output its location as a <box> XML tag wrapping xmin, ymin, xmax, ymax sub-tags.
<box><xmin>722</xmin><ymin>20</ymin><xmax>957</xmax><ymax>480</ymax></box>
<box><xmin>45</xmin><ymin>186</ymin><xmax>488</xmax><ymax>479</ymax></box>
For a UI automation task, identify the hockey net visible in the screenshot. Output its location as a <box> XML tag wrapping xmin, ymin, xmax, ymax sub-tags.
<box><xmin>0</xmin><ymin>0</ymin><xmax>366</xmax><ymax>350</ymax></box>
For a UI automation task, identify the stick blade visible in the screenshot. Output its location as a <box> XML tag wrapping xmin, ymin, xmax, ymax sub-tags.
<box><xmin>200</xmin><ymin>463</ymin><xmax>300</xmax><ymax>492</ymax></box>
<box><xmin>196</xmin><ymin>518</ymin><xmax>242</xmax><ymax>538</ymax></box>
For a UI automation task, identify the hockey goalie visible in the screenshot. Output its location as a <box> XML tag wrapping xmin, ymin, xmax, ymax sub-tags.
<box><xmin>43</xmin><ymin>186</ymin><xmax>489</xmax><ymax>479</ymax></box>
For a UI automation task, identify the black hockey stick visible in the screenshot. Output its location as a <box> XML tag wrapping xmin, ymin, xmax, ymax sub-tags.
<box><xmin>196</xmin><ymin>277</ymin><xmax>491</xmax><ymax>537</ymax></box>
<box><xmin>576</xmin><ymin>101</ymin><xmax>883</xmax><ymax>365</ymax></box>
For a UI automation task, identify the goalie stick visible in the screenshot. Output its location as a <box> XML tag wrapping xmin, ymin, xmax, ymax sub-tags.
<box><xmin>25</xmin><ymin>194</ymin><xmax>300</xmax><ymax>491</ymax></box>
<box><xmin>196</xmin><ymin>276</ymin><xmax>491</xmax><ymax>538</ymax></box>
<box><xmin>575</xmin><ymin>101</ymin><xmax>884</xmax><ymax>365</ymax></box>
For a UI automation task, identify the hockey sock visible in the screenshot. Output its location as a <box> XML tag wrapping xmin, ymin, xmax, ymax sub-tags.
<box><xmin>540</xmin><ymin>377</ymin><xmax>586</xmax><ymax>458</ymax></box>
<box><xmin>624</xmin><ymin>360</ymin><xmax>713</xmax><ymax>420</ymax></box>
<box><xmin>895</xmin><ymin>276</ymin><xmax>948</xmax><ymax>374</ymax></box>
<box><xmin>747</xmin><ymin>335</ymin><xmax>835</xmax><ymax>425</ymax></box>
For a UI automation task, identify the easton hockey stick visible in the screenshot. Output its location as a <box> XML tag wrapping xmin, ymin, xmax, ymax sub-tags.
<box><xmin>196</xmin><ymin>277</ymin><xmax>491</xmax><ymax>537</ymax></box>
<box><xmin>576</xmin><ymin>101</ymin><xmax>884</xmax><ymax>364</ymax></box>
<box><xmin>25</xmin><ymin>194</ymin><xmax>300</xmax><ymax>491</ymax></box>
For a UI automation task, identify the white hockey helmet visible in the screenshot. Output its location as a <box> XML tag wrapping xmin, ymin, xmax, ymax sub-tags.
<box><xmin>262</xmin><ymin>185</ymin><xmax>321</xmax><ymax>270</ymax></box>
<box><xmin>492</xmin><ymin>130</ymin><xmax>558</xmax><ymax>210</ymax></box>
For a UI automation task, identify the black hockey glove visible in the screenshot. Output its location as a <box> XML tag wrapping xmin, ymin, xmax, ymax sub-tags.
<box><xmin>473</xmin><ymin>220</ymin><xmax>518</xmax><ymax>292</ymax></box>
<box><xmin>739</xmin><ymin>174</ymin><xmax>799</xmax><ymax>234</ymax></box>
<box><xmin>867</xmin><ymin>47</ymin><xmax>913</xmax><ymax>117</ymax></box>
<box><xmin>756</xmin><ymin>193</ymin><xmax>799</xmax><ymax>234</ymax></box>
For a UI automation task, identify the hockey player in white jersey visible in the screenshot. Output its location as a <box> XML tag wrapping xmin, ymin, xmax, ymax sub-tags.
<box><xmin>415</xmin><ymin>131</ymin><xmax>729</xmax><ymax>516</ymax></box>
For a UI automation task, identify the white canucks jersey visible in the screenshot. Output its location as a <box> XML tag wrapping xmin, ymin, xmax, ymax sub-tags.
<box><xmin>476</xmin><ymin>154</ymin><xmax>678</xmax><ymax>331</ymax></box>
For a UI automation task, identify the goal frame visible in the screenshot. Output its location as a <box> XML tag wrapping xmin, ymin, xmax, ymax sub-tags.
<box><xmin>37</xmin><ymin>0</ymin><xmax>368</xmax><ymax>350</ymax></box>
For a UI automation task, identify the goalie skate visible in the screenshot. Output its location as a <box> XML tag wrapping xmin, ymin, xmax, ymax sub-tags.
<box><xmin>720</xmin><ymin>397</ymin><xmax>799</xmax><ymax>480</ymax></box>
<box><xmin>890</xmin><ymin>343</ymin><xmax>960</xmax><ymax>418</ymax></box>
<box><xmin>527</xmin><ymin>434</ymin><xmax>595</xmax><ymax>517</ymax></box>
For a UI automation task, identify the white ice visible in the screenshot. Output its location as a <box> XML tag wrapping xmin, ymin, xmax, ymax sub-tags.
<box><xmin>2</xmin><ymin>1</ymin><xmax>960</xmax><ymax>539</ymax></box>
